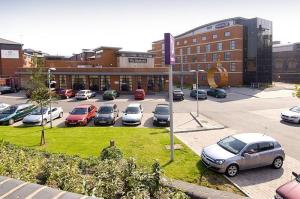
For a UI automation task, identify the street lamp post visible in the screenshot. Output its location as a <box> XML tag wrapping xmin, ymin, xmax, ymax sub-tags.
<box><xmin>48</xmin><ymin>67</ymin><xmax>56</xmax><ymax>128</ymax></box>
<box><xmin>190</xmin><ymin>68</ymin><xmax>204</xmax><ymax>117</ymax></box>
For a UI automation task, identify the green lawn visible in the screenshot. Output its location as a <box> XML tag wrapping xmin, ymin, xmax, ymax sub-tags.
<box><xmin>0</xmin><ymin>126</ymin><xmax>240</xmax><ymax>194</ymax></box>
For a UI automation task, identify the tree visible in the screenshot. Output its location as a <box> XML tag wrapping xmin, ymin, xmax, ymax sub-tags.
<box><xmin>28</xmin><ymin>87</ymin><xmax>50</xmax><ymax>145</ymax></box>
<box><xmin>294</xmin><ymin>85</ymin><xmax>300</xmax><ymax>99</ymax></box>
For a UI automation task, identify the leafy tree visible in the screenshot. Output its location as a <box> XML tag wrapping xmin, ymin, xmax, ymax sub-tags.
<box><xmin>28</xmin><ymin>87</ymin><xmax>50</xmax><ymax>145</ymax></box>
<box><xmin>294</xmin><ymin>85</ymin><xmax>300</xmax><ymax>99</ymax></box>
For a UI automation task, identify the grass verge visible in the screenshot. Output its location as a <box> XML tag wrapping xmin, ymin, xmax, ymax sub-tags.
<box><xmin>0</xmin><ymin>126</ymin><xmax>241</xmax><ymax>194</ymax></box>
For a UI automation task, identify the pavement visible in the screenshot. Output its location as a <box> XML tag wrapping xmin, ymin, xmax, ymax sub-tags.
<box><xmin>0</xmin><ymin>176</ymin><xmax>95</xmax><ymax>199</ymax></box>
<box><xmin>175</xmin><ymin>128</ymin><xmax>300</xmax><ymax>199</ymax></box>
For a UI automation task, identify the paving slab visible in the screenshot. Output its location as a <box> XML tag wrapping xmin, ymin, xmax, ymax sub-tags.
<box><xmin>0</xmin><ymin>176</ymin><xmax>95</xmax><ymax>199</ymax></box>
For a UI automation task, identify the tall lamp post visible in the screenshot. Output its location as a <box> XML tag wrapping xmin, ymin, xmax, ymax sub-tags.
<box><xmin>48</xmin><ymin>67</ymin><xmax>56</xmax><ymax>128</ymax></box>
<box><xmin>190</xmin><ymin>68</ymin><xmax>204</xmax><ymax>117</ymax></box>
<box><xmin>164</xmin><ymin>33</ymin><xmax>175</xmax><ymax>161</ymax></box>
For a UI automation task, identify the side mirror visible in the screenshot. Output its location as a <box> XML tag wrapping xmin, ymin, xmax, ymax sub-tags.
<box><xmin>292</xmin><ymin>172</ymin><xmax>299</xmax><ymax>178</ymax></box>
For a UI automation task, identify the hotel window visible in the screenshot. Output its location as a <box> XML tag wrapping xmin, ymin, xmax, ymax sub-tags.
<box><xmin>230</xmin><ymin>40</ymin><xmax>236</xmax><ymax>50</ymax></box>
<box><xmin>217</xmin><ymin>42</ymin><xmax>222</xmax><ymax>51</ymax></box>
<box><xmin>187</xmin><ymin>47</ymin><xmax>191</xmax><ymax>55</ymax></box>
<box><xmin>205</xmin><ymin>44</ymin><xmax>211</xmax><ymax>52</ymax></box>
<box><xmin>176</xmin><ymin>57</ymin><xmax>181</xmax><ymax>63</ymax></box>
<box><xmin>224</xmin><ymin>52</ymin><xmax>231</xmax><ymax>61</ymax></box>
<box><xmin>206</xmin><ymin>63</ymin><xmax>211</xmax><ymax>70</ymax></box>
<box><xmin>213</xmin><ymin>34</ymin><xmax>218</xmax><ymax>39</ymax></box>
<box><xmin>202</xmin><ymin>36</ymin><xmax>207</xmax><ymax>41</ymax></box>
<box><xmin>192</xmin><ymin>56</ymin><xmax>197</xmax><ymax>63</ymax></box>
<box><xmin>176</xmin><ymin>41</ymin><xmax>180</xmax><ymax>46</ymax></box>
<box><xmin>161</xmin><ymin>43</ymin><xmax>165</xmax><ymax>50</ymax></box>
<box><xmin>212</xmin><ymin>53</ymin><xmax>217</xmax><ymax>62</ymax></box>
<box><xmin>184</xmin><ymin>40</ymin><xmax>188</xmax><ymax>44</ymax></box>
<box><xmin>225</xmin><ymin>31</ymin><xmax>231</xmax><ymax>37</ymax></box>
<box><xmin>192</xmin><ymin>38</ymin><xmax>197</xmax><ymax>43</ymax></box>
<box><xmin>202</xmin><ymin>54</ymin><xmax>207</xmax><ymax>62</ymax></box>
<box><xmin>196</xmin><ymin>46</ymin><xmax>201</xmax><ymax>54</ymax></box>
<box><xmin>230</xmin><ymin>63</ymin><xmax>237</xmax><ymax>72</ymax></box>
<box><xmin>201</xmin><ymin>75</ymin><xmax>206</xmax><ymax>80</ymax></box>
<box><xmin>179</xmin><ymin>48</ymin><xmax>183</xmax><ymax>55</ymax></box>
<box><xmin>183</xmin><ymin>56</ymin><xmax>188</xmax><ymax>63</ymax></box>
<box><xmin>59</xmin><ymin>75</ymin><xmax>67</xmax><ymax>89</ymax></box>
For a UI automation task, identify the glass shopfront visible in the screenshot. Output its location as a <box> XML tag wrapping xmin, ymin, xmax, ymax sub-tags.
<box><xmin>72</xmin><ymin>75</ymin><xmax>86</xmax><ymax>90</ymax></box>
<box><xmin>89</xmin><ymin>76</ymin><xmax>99</xmax><ymax>91</ymax></box>
<box><xmin>120</xmin><ymin>76</ymin><xmax>132</xmax><ymax>92</ymax></box>
<box><xmin>59</xmin><ymin>75</ymin><xmax>67</xmax><ymax>89</ymax></box>
<box><xmin>100</xmin><ymin>76</ymin><xmax>111</xmax><ymax>91</ymax></box>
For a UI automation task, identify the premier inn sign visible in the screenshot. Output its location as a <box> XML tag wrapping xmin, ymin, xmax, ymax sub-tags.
<box><xmin>164</xmin><ymin>33</ymin><xmax>175</xmax><ymax>65</ymax></box>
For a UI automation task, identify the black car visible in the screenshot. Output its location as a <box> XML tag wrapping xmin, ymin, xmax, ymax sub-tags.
<box><xmin>0</xmin><ymin>86</ymin><xmax>15</xmax><ymax>95</ymax></box>
<box><xmin>173</xmin><ymin>90</ymin><xmax>184</xmax><ymax>101</ymax></box>
<box><xmin>94</xmin><ymin>104</ymin><xmax>119</xmax><ymax>125</ymax></box>
<box><xmin>207</xmin><ymin>88</ymin><xmax>227</xmax><ymax>98</ymax></box>
<box><xmin>153</xmin><ymin>104</ymin><xmax>170</xmax><ymax>126</ymax></box>
<box><xmin>190</xmin><ymin>89</ymin><xmax>207</xmax><ymax>99</ymax></box>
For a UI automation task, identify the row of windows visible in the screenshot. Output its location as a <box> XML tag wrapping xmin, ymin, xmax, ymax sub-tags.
<box><xmin>174</xmin><ymin>31</ymin><xmax>231</xmax><ymax>46</ymax></box>
<box><xmin>174</xmin><ymin>52</ymin><xmax>233</xmax><ymax>63</ymax></box>
<box><xmin>175</xmin><ymin>40</ymin><xmax>236</xmax><ymax>55</ymax></box>
<box><xmin>173</xmin><ymin>62</ymin><xmax>237</xmax><ymax>72</ymax></box>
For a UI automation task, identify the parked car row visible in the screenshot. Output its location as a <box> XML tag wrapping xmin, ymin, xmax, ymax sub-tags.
<box><xmin>0</xmin><ymin>103</ymin><xmax>64</xmax><ymax>126</ymax></box>
<box><xmin>23</xmin><ymin>87</ymin><xmax>228</xmax><ymax>102</ymax></box>
<box><xmin>0</xmin><ymin>86</ymin><xmax>16</xmax><ymax>95</ymax></box>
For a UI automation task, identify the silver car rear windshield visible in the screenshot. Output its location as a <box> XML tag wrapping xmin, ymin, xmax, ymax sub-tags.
<box><xmin>125</xmin><ymin>107</ymin><xmax>140</xmax><ymax>114</ymax></box>
<box><xmin>217</xmin><ymin>136</ymin><xmax>246</xmax><ymax>155</ymax></box>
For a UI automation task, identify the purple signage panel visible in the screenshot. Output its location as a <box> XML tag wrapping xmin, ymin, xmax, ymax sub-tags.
<box><xmin>164</xmin><ymin>33</ymin><xmax>175</xmax><ymax>65</ymax></box>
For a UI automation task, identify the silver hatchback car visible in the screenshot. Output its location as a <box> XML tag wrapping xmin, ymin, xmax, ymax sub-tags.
<box><xmin>201</xmin><ymin>133</ymin><xmax>285</xmax><ymax>177</ymax></box>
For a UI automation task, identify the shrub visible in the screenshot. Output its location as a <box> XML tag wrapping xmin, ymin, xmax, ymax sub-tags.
<box><xmin>100</xmin><ymin>145</ymin><xmax>123</xmax><ymax>160</ymax></box>
<box><xmin>0</xmin><ymin>141</ymin><xmax>189</xmax><ymax>199</ymax></box>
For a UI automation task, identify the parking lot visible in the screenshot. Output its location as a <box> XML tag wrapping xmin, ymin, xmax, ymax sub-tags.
<box><xmin>0</xmin><ymin>87</ymin><xmax>299</xmax><ymax>198</ymax></box>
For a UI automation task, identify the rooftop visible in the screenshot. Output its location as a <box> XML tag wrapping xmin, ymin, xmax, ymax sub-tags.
<box><xmin>0</xmin><ymin>38</ymin><xmax>22</xmax><ymax>45</ymax></box>
<box><xmin>152</xmin><ymin>17</ymin><xmax>247</xmax><ymax>43</ymax></box>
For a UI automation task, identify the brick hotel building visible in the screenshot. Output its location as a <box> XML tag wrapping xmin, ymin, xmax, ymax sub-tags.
<box><xmin>17</xmin><ymin>47</ymin><xmax>169</xmax><ymax>93</ymax></box>
<box><xmin>150</xmin><ymin>17</ymin><xmax>273</xmax><ymax>87</ymax></box>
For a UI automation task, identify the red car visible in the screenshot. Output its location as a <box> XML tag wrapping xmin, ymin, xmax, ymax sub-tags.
<box><xmin>65</xmin><ymin>104</ymin><xmax>97</xmax><ymax>126</ymax></box>
<box><xmin>57</xmin><ymin>89</ymin><xmax>75</xmax><ymax>99</ymax></box>
<box><xmin>134</xmin><ymin>89</ymin><xmax>145</xmax><ymax>100</ymax></box>
<box><xmin>275</xmin><ymin>172</ymin><xmax>300</xmax><ymax>199</ymax></box>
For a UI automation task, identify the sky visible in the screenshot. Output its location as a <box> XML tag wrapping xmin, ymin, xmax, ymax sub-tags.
<box><xmin>0</xmin><ymin>0</ymin><xmax>299</xmax><ymax>55</ymax></box>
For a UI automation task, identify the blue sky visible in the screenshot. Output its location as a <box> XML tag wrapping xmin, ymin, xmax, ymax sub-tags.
<box><xmin>1</xmin><ymin>0</ymin><xmax>299</xmax><ymax>55</ymax></box>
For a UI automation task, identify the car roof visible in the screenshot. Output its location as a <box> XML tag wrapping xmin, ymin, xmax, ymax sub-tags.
<box><xmin>135</xmin><ymin>89</ymin><xmax>144</xmax><ymax>91</ymax></box>
<box><xmin>174</xmin><ymin>89</ymin><xmax>182</xmax><ymax>92</ymax></box>
<box><xmin>232</xmin><ymin>133</ymin><xmax>276</xmax><ymax>144</ymax></box>
<box><xmin>156</xmin><ymin>104</ymin><xmax>169</xmax><ymax>107</ymax></box>
<box><xmin>75</xmin><ymin>104</ymin><xmax>93</xmax><ymax>108</ymax></box>
<box><xmin>78</xmin><ymin>90</ymin><xmax>90</xmax><ymax>92</ymax></box>
<box><xmin>127</xmin><ymin>103</ymin><xmax>141</xmax><ymax>107</ymax></box>
<box><xmin>100</xmin><ymin>103</ymin><xmax>115</xmax><ymax>107</ymax></box>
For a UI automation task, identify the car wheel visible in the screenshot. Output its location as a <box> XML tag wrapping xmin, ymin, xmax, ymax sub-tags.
<box><xmin>8</xmin><ymin>118</ymin><xmax>14</xmax><ymax>125</ymax></box>
<box><xmin>225</xmin><ymin>164</ymin><xmax>239</xmax><ymax>177</ymax></box>
<box><xmin>272</xmin><ymin>157</ymin><xmax>283</xmax><ymax>169</ymax></box>
<box><xmin>59</xmin><ymin>112</ymin><xmax>63</xmax><ymax>118</ymax></box>
<box><xmin>0</xmin><ymin>91</ymin><xmax>2</xmax><ymax>95</ymax></box>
